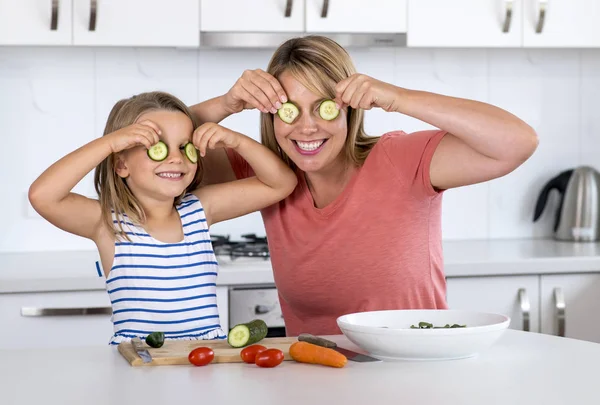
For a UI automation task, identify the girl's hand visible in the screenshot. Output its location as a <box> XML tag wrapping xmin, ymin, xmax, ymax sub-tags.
<box><xmin>193</xmin><ymin>122</ymin><xmax>244</xmax><ymax>157</ymax></box>
<box><xmin>106</xmin><ymin>120</ymin><xmax>162</xmax><ymax>153</ymax></box>
<box><xmin>222</xmin><ymin>69</ymin><xmax>288</xmax><ymax>115</ymax></box>
<box><xmin>335</xmin><ymin>74</ymin><xmax>402</xmax><ymax>113</ymax></box>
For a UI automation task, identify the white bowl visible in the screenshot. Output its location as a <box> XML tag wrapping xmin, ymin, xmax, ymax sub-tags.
<box><xmin>337</xmin><ymin>309</ymin><xmax>510</xmax><ymax>361</ymax></box>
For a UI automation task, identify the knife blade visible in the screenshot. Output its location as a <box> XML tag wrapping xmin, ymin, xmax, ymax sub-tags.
<box><xmin>131</xmin><ymin>337</ymin><xmax>152</xmax><ymax>363</ymax></box>
<box><xmin>297</xmin><ymin>333</ymin><xmax>381</xmax><ymax>362</ymax></box>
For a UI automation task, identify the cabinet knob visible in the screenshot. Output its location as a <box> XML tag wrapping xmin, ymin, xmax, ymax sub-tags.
<box><xmin>518</xmin><ymin>288</ymin><xmax>531</xmax><ymax>332</ymax></box>
<box><xmin>50</xmin><ymin>0</ymin><xmax>59</xmax><ymax>31</ymax></box>
<box><xmin>553</xmin><ymin>288</ymin><xmax>566</xmax><ymax>337</ymax></box>
<box><xmin>254</xmin><ymin>304</ymin><xmax>276</xmax><ymax>315</ymax></box>
<box><xmin>284</xmin><ymin>0</ymin><xmax>293</xmax><ymax>17</ymax></box>
<box><xmin>89</xmin><ymin>0</ymin><xmax>97</xmax><ymax>31</ymax></box>
<box><xmin>535</xmin><ymin>0</ymin><xmax>548</xmax><ymax>34</ymax></box>
<box><xmin>502</xmin><ymin>0</ymin><xmax>513</xmax><ymax>33</ymax></box>
<box><xmin>321</xmin><ymin>0</ymin><xmax>329</xmax><ymax>18</ymax></box>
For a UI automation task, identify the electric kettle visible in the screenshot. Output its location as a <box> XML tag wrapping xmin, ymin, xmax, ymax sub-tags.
<box><xmin>533</xmin><ymin>166</ymin><xmax>600</xmax><ymax>242</ymax></box>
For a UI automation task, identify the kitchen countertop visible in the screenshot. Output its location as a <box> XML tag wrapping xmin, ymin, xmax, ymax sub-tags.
<box><xmin>2</xmin><ymin>238</ymin><xmax>600</xmax><ymax>294</ymax></box>
<box><xmin>1</xmin><ymin>330</ymin><xmax>598</xmax><ymax>405</ymax></box>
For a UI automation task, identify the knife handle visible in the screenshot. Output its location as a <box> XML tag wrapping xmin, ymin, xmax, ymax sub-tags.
<box><xmin>298</xmin><ymin>333</ymin><xmax>337</xmax><ymax>348</ymax></box>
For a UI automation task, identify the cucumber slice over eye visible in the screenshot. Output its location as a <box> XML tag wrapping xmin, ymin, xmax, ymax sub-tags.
<box><xmin>147</xmin><ymin>141</ymin><xmax>168</xmax><ymax>161</ymax></box>
<box><xmin>319</xmin><ymin>99</ymin><xmax>339</xmax><ymax>121</ymax></box>
<box><xmin>184</xmin><ymin>142</ymin><xmax>198</xmax><ymax>163</ymax></box>
<box><xmin>277</xmin><ymin>102</ymin><xmax>300</xmax><ymax>124</ymax></box>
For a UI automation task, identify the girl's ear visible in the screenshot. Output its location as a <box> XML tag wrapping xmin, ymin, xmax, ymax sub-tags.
<box><xmin>114</xmin><ymin>155</ymin><xmax>129</xmax><ymax>178</ymax></box>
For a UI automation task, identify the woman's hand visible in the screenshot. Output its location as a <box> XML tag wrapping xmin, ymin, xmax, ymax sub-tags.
<box><xmin>106</xmin><ymin>120</ymin><xmax>162</xmax><ymax>153</ymax></box>
<box><xmin>192</xmin><ymin>122</ymin><xmax>245</xmax><ymax>157</ymax></box>
<box><xmin>221</xmin><ymin>69</ymin><xmax>288</xmax><ymax>115</ymax></box>
<box><xmin>335</xmin><ymin>74</ymin><xmax>402</xmax><ymax>113</ymax></box>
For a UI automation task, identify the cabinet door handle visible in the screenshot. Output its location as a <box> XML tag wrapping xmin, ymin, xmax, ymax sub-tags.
<box><xmin>321</xmin><ymin>0</ymin><xmax>329</xmax><ymax>18</ymax></box>
<box><xmin>255</xmin><ymin>304</ymin><xmax>276</xmax><ymax>315</ymax></box>
<box><xmin>502</xmin><ymin>0</ymin><xmax>513</xmax><ymax>33</ymax></box>
<box><xmin>535</xmin><ymin>0</ymin><xmax>548</xmax><ymax>33</ymax></box>
<box><xmin>518</xmin><ymin>288</ymin><xmax>530</xmax><ymax>332</ymax></box>
<box><xmin>284</xmin><ymin>0</ymin><xmax>293</xmax><ymax>17</ymax></box>
<box><xmin>50</xmin><ymin>0</ymin><xmax>59</xmax><ymax>30</ymax></box>
<box><xmin>21</xmin><ymin>307</ymin><xmax>112</xmax><ymax>317</ymax></box>
<box><xmin>553</xmin><ymin>288</ymin><xmax>566</xmax><ymax>337</ymax></box>
<box><xmin>89</xmin><ymin>0</ymin><xmax>97</xmax><ymax>31</ymax></box>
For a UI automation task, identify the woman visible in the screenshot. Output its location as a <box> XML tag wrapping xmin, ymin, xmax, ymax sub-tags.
<box><xmin>190</xmin><ymin>36</ymin><xmax>538</xmax><ymax>336</ymax></box>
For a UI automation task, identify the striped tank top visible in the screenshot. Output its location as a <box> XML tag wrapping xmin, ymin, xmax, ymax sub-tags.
<box><xmin>99</xmin><ymin>193</ymin><xmax>227</xmax><ymax>345</ymax></box>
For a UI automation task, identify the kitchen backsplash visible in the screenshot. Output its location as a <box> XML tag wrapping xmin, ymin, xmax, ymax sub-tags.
<box><xmin>0</xmin><ymin>46</ymin><xmax>598</xmax><ymax>252</ymax></box>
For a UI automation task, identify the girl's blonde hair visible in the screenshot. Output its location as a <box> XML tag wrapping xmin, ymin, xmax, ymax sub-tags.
<box><xmin>260</xmin><ymin>35</ymin><xmax>379</xmax><ymax>170</ymax></box>
<box><xmin>94</xmin><ymin>91</ymin><xmax>202</xmax><ymax>239</ymax></box>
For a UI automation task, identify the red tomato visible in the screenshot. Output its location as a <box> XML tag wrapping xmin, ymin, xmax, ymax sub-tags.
<box><xmin>255</xmin><ymin>348</ymin><xmax>284</xmax><ymax>368</ymax></box>
<box><xmin>188</xmin><ymin>347</ymin><xmax>214</xmax><ymax>366</ymax></box>
<box><xmin>240</xmin><ymin>344</ymin><xmax>267</xmax><ymax>364</ymax></box>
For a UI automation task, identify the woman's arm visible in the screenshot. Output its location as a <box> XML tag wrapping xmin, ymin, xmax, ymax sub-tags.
<box><xmin>28</xmin><ymin>121</ymin><xmax>161</xmax><ymax>241</ymax></box>
<box><xmin>191</xmin><ymin>123</ymin><xmax>297</xmax><ymax>226</ymax></box>
<box><xmin>335</xmin><ymin>74</ymin><xmax>539</xmax><ymax>190</ymax></box>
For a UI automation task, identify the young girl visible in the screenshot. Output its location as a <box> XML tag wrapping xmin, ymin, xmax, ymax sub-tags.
<box><xmin>28</xmin><ymin>91</ymin><xmax>297</xmax><ymax>344</ymax></box>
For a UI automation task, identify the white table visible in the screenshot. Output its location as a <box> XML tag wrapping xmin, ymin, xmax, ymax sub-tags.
<box><xmin>1</xmin><ymin>330</ymin><xmax>598</xmax><ymax>404</ymax></box>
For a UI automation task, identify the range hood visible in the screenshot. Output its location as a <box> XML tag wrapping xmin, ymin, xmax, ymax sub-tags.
<box><xmin>198</xmin><ymin>32</ymin><xmax>406</xmax><ymax>48</ymax></box>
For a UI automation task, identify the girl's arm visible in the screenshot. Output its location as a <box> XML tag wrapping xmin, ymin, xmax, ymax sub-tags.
<box><xmin>191</xmin><ymin>123</ymin><xmax>297</xmax><ymax>226</ymax></box>
<box><xmin>335</xmin><ymin>74</ymin><xmax>539</xmax><ymax>190</ymax></box>
<box><xmin>28</xmin><ymin>121</ymin><xmax>161</xmax><ymax>241</ymax></box>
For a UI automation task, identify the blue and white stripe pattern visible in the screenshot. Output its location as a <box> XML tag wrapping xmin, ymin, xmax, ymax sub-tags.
<box><xmin>103</xmin><ymin>193</ymin><xmax>226</xmax><ymax>345</ymax></box>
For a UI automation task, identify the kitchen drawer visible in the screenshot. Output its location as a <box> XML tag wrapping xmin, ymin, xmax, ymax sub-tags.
<box><xmin>0</xmin><ymin>290</ymin><xmax>113</xmax><ymax>349</ymax></box>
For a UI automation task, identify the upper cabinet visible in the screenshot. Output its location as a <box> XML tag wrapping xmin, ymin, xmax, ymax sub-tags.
<box><xmin>407</xmin><ymin>0</ymin><xmax>523</xmax><ymax>47</ymax></box>
<box><xmin>200</xmin><ymin>0</ymin><xmax>304</xmax><ymax>32</ymax></box>
<box><xmin>305</xmin><ymin>0</ymin><xmax>407</xmax><ymax>33</ymax></box>
<box><xmin>0</xmin><ymin>0</ymin><xmax>73</xmax><ymax>45</ymax></box>
<box><xmin>73</xmin><ymin>0</ymin><xmax>199</xmax><ymax>47</ymax></box>
<box><xmin>523</xmin><ymin>0</ymin><xmax>600</xmax><ymax>48</ymax></box>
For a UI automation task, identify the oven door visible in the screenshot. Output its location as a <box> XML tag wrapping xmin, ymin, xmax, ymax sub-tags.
<box><xmin>229</xmin><ymin>287</ymin><xmax>286</xmax><ymax>337</ymax></box>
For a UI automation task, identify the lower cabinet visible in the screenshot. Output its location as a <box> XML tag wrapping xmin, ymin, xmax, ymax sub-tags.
<box><xmin>446</xmin><ymin>273</ymin><xmax>600</xmax><ymax>343</ymax></box>
<box><xmin>0</xmin><ymin>286</ymin><xmax>230</xmax><ymax>349</ymax></box>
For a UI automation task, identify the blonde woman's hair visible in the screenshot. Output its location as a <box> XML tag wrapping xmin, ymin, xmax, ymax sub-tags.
<box><xmin>94</xmin><ymin>91</ymin><xmax>202</xmax><ymax>239</ymax></box>
<box><xmin>260</xmin><ymin>35</ymin><xmax>379</xmax><ymax>170</ymax></box>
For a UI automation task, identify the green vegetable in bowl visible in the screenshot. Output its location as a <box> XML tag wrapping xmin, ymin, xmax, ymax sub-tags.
<box><xmin>410</xmin><ymin>321</ymin><xmax>466</xmax><ymax>329</ymax></box>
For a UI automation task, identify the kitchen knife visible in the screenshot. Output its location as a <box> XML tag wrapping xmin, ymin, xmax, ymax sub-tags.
<box><xmin>131</xmin><ymin>337</ymin><xmax>152</xmax><ymax>363</ymax></box>
<box><xmin>298</xmin><ymin>333</ymin><xmax>381</xmax><ymax>362</ymax></box>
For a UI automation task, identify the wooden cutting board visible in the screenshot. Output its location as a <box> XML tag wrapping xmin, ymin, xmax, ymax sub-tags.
<box><xmin>118</xmin><ymin>337</ymin><xmax>298</xmax><ymax>366</ymax></box>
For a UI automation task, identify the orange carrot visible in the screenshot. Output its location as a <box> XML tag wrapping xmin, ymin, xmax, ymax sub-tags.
<box><xmin>289</xmin><ymin>341</ymin><xmax>347</xmax><ymax>368</ymax></box>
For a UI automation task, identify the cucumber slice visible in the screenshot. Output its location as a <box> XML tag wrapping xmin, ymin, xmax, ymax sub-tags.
<box><xmin>227</xmin><ymin>319</ymin><xmax>268</xmax><ymax>348</ymax></box>
<box><xmin>147</xmin><ymin>141</ymin><xmax>168</xmax><ymax>161</ymax></box>
<box><xmin>277</xmin><ymin>102</ymin><xmax>300</xmax><ymax>124</ymax></box>
<box><xmin>319</xmin><ymin>100</ymin><xmax>339</xmax><ymax>121</ymax></box>
<box><xmin>184</xmin><ymin>142</ymin><xmax>198</xmax><ymax>163</ymax></box>
<box><xmin>145</xmin><ymin>331</ymin><xmax>165</xmax><ymax>348</ymax></box>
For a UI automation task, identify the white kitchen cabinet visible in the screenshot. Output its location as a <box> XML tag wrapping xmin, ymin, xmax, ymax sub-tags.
<box><xmin>200</xmin><ymin>0</ymin><xmax>304</xmax><ymax>32</ymax></box>
<box><xmin>73</xmin><ymin>0</ymin><xmax>199</xmax><ymax>47</ymax></box>
<box><xmin>523</xmin><ymin>0</ymin><xmax>600</xmax><ymax>48</ymax></box>
<box><xmin>407</xmin><ymin>0</ymin><xmax>523</xmax><ymax>47</ymax></box>
<box><xmin>0</xmin><ymin>0</ymin><xmax>72</xmax><ymax>45</ymax></box>
<box><xmin>446</xmin><ymin>275</ymin><xmax>540</xmax><ymax>332</ymax></box>
<box><xmin>540</xmin><ymin>273</ymin><xmax>600</xmax><ymax>343</ymax></box>
<box><xmin>0</xmin><ymin>290</ymin><xmax>113</xmax><ymax>349</ymax></box>
<box><xmin>305</xmin><ymin>0</ymin><xmax>407</xmax><ymax>33</ymax></box>
<box><xmin>216</xmin><ymin>286</ymin><xmax>229</xmax><ymax>332</ymax></box>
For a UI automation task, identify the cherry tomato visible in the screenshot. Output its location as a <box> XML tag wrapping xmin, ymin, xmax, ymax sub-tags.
<box><xmin>255</xmin><ymin>348</ymin><xmax>284</xmax><ymax>368</ymax></box>
<box><xmin>188</xmin><ymin>347</ymin><xmax>214</xmax><ymax>366</ymax></box>
<box><xmin>240</xmin><ymin>344</ymin><xmax>267</xmax><ymax>364</ymax></box>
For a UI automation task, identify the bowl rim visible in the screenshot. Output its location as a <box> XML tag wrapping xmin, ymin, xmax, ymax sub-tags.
<box><xmin>336</xmin><ymin>309</ymin><xmax>511</xmax><ymax>335</ymax></box>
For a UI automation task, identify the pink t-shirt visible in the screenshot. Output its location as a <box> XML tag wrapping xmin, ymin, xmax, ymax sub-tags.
<box><xmin>226</xmin><ymin>129</ymin><xmax>448</xmax><ymax>336</ymax></box>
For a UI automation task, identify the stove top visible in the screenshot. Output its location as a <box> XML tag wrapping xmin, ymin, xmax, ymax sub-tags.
<box><xmin>211</xmin><ymin>234</ymin><xmax>270</xmax><ymax>260</ymax></box>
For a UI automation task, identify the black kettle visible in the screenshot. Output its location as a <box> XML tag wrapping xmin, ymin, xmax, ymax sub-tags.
<box><xmin>533</xmin><ymin>166</ymin><xmax>600</xmax><ymax>242</ymax></box>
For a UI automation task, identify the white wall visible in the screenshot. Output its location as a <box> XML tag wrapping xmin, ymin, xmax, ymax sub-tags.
<box><xmin>1</xmin><ymin>46</ymin><xmax>598</xmax><ymax>252</ymax></box>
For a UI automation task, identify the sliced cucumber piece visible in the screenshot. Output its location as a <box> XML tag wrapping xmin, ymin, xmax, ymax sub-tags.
<box><xmin>227</xmin><ymin>319</ymin><xmax>268</xmax><ymax>348</ymax></box>
<box><xmin>277</xmin><ymin>102</ymin><xmax>300</xmax><ymax>124</ymax></box>
<box><xmin>184</xmin><ymin>142</ymin><xmax>198</xmax><ymax>163</ymax></box>
<box><xmin>147</xmin><ymin>141</ymin><xmax>168</xmax><ymax>161</ymax></box>
<box><xmin>319</xmin><ymin>100</ymin><xmax>339</xmax><ymax>121</ymax></box>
